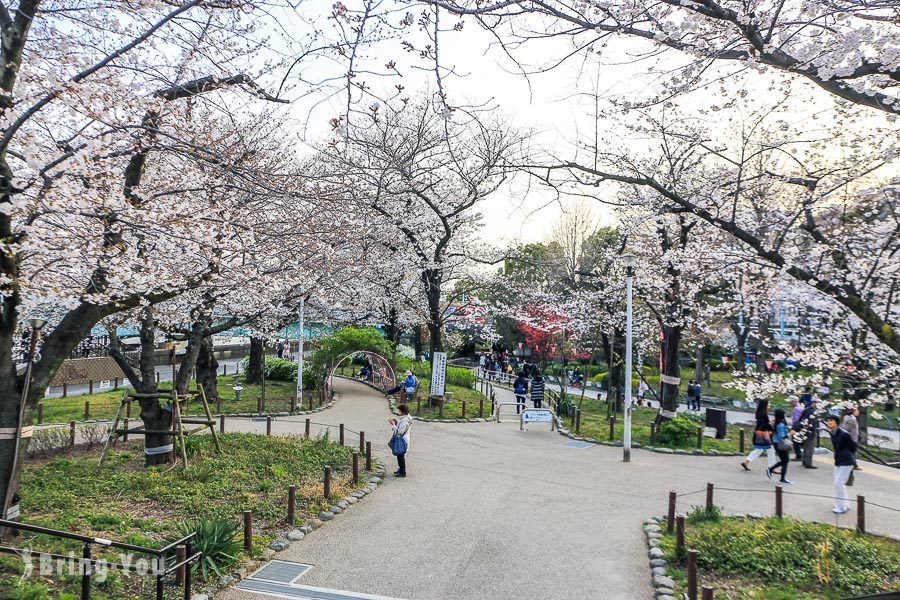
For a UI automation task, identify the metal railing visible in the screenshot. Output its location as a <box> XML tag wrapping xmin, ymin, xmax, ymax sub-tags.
<box><xmin>0</xmin><ymin>518</ymin><xmax>201</xmax><ymax>600</ymax></box>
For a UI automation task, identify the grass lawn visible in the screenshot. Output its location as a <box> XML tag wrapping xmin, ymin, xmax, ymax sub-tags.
<box><xmin>38</xmin><ymin>378</ymin><xmax>304</xmax><ymax>424</ymax></box>
<box><xmin>571</xmin><ymin>397</ymin><xmax>746</xmax><ymax>453</ymax></box>
<box><xmin>656</xmin><ymin>512</ymin><xmax>900</xmax><ymax>599</ymax></box>
<box><xmin>1</xmin><ymin>432</ymin><xmax>366</xmax><ymax>599</ymax></box>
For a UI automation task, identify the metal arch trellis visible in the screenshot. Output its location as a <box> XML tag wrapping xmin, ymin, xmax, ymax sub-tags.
<box><xmin>329</xmin><ymin>351</ymin><xmax>397</xmax><ymax>390</ymax></box>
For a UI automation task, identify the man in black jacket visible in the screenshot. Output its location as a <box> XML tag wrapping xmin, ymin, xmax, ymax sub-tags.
<box><xmin>794</xmin><ymin>399</ymin><xmax>819</xmax><ymax>469</ymax></box>
<box><xmin>825</xmin><ymin>414</ymin><xmax>858</xmax><ymax>515</ymax></box>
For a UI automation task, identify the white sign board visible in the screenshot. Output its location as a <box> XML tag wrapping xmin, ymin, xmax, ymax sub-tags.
<box><xmin>99</xmin><ymin>379</ymin><xmax>111</xmax><ymax>390</ymax></box>
<box><xmin>430</xmin><ymin>352</ymin><xmax>447</xmax><ymax>397</ymax></box>
<box><xmin>521</xmin><ymin>409</ymin><xmax>554</xmax><ymax>423</ymax></box>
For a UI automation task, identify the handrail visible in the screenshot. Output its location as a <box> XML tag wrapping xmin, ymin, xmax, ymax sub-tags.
<box><xmin>0</xmin><ymin>517</ymin><xmax>201</xmax><ymax>600</ymax></box>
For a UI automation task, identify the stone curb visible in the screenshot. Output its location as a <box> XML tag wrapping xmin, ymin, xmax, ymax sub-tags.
<box><xmin>199</xmin><ymin>452</ymin><xmax>386</xmax><ymax>599</ymax></box>
<box><xmin>642</xmin><ymin>515</ymin><xmax>675</xmax><ymax>600</ymax></box>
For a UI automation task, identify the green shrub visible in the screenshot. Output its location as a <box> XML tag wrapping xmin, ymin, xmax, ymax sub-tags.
<box><xmin>264</xmin><ymin>358</ymin><xmax>297</xmax><ymax>381</ymax></box>
<box><xmin>655</xmin><ymin>414</ymin><xmax>697</xmax><ymax>447</ymax></box>
<box><xmin>179</xmin><ymin>516</ymin><xmax>241</xmax><ymax>580</ymax></box>
<box><xmin>591</xmin><ymin>372</ymin><xmax>608</xmax><ymax>383</ymax></box>
<box><xmin>446</xmin><ymin>366</ymin><xmax>475</xmax><ymax>388</ymax></box>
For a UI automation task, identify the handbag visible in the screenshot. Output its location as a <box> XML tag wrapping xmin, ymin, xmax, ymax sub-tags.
<box><xmin>753</xmin><ymin>430</ymin><xmax>772</xmax><ymax>446</ymax></box>
<box><xmin>777</xmin><ymin>437</ymin><xmax>792</xmax><ymax>452</ymax></box>
<box><xmin>389</xmin><ymin>433</ymin><xmax>408</xmax><ymax>456</ymax></box>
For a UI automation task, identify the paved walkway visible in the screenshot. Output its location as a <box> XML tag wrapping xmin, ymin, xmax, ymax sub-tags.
<box><xmin>220</xmin><ymin>379</ymin><xmax>900</xmax><ymax>600</ymax></box>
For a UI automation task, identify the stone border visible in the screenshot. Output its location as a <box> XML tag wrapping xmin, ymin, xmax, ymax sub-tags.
<box><xmin>642</xmin><ymin>516</ymin><xmax>675</xmax><ymax>600</ymax></box>
<box><xmin>195</xmin><ymin>458</ymin><xmax>387</xmax><ymax>600</ymax></box>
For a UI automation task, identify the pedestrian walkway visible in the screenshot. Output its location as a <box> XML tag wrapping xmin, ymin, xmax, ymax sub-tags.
<box><xmin>221</xmin><ymin>379</ymin><xmax>900</xmax><ymax>600</ymax></box>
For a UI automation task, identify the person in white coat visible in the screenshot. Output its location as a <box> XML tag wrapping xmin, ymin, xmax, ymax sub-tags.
<box><xmin>389</xmin><ymin>404</ymin><xmax>412</xmax><ymax>477</ymax></box>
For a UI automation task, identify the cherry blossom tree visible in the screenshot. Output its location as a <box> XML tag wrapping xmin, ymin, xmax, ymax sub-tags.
<box><xmin>314</xmin><ymin>97</ymin><xmax>520</xmax><ymax>361</ymax></box>
<box><xmin>421</xmin><ymin>0</ymin><xmax>900</xmax><ymax>114</ymax></box>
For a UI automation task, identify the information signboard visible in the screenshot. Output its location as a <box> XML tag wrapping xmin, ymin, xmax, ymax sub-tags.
<box><xmin>430</xmin><ymin>352</ymin><xmax>447</xmax><ymax>397</ymax></box>
<box><xmin>521</xmin><ymin>409</ymin><xmax>554</xmax><ymax>423</ymax></box>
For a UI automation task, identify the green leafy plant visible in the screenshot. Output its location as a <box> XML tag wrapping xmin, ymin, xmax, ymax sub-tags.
<box><xmin>446</xmin><ymin>366</ymin><xmax>475</xmax><ymax>388</ymax></box>
<box><xmin>686</xmin><ymin>504</ymin><xmax>722</xmax><ymax>524</ymax></box>
<box><xmin>178</xmin><ymin>517</ymin><xmax>241</xmax><ymax>580</ymax></box>
<box><xmin>655</xmin><ymin>414</ymin><xmax>698</xmax><ymax>447</ymax></box>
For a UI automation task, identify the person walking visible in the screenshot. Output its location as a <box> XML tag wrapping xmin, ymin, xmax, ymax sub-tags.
<box><xmin>389</xmin><ymin>405</ymin><xmax>413</xmax><ymax>478</ymax></box>
<box><xmin>842</xmin><ymin>405</ymin><xmax>860</xmax><ymax>470</ymax></box>
<box><xmin>796</xmin><ymin>398</ymin><xmax>820</xmax><ymax>469</ymax></box>
<box><xmin>789</xmin><ymin>396</ymin><xmax>804</xmax><ymax>462</ymax></box>
<box><xmin>741</xmin><ymin>399</ymin><xmax>776</xmax><ymax>472</ymax></box>
<box><xmin>513</xmin><ymin>371</ymin><xmax>528</xmax><ymax>414</ymax></box>
<box><xmin>530</xmin><ymin>370</ymin><xmax>545</xmax><ymax>409</ymax></box>
<box><xmin>768</xmin><ymin>408</ymin><xmax>793</xmax><ymax>485</ymax></box>
<box><xmin>825</xmin><ymin>414</ymin><xmax>857</xmax><ymax>514</ymax></box>
<box><xmin>275</xmin><ymin>340</ymin><xmax>285</xmax><ymax>359</ymax></box>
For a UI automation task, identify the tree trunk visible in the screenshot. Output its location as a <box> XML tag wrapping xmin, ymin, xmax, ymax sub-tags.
<box><xmin>422</xmin><ymin>269</ymin><xmax>443</xmax><ymax>362</ymax></box>
<box><xmin>246</xmin><ymin>337</ymin><xmax>264</xmax><ymax>384</ymax></box>
<box><xmin>195</xmin><ymin>333</ymin><xmax>219</xmax><ymax>402</ymax></box>
<box><xmin>107</xmin><ymin>309</ymin><xmax>175</xmax><ymax>466</ymax></box>
<box><xmin>413</xmin><ymin>325</ymin><xmax>423</xmax><ymax>361</ymax></box>
<box><xmin>694</xmin><ymin>345</ymin><xmax>705</xmax><ymax>384</ymax></box>
<box><xmin>659</xmin><ymin>325</ymin><xmax>682</xmax><ymax>413</ymax></box>
<box><xmin>384</xmin><ymin>307</ymin><xmax>399</xmax><ymax>347</ymax></box>
<box><xmin>175</xmin><ymin>319</ymin><xmax>204</xmax><ymax>395</ymax></box>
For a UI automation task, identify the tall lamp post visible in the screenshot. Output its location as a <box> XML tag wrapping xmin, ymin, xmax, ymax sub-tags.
<box><xmin>3</xmin><ymin>318</ymin><xmax>47</xmax><ymax>523</ymax></box>
<box><xmin>295</xmin><ymin>298</ymin><xmax>305</xmax><ymax>405</ymax></box>
<box><xmin>621</xmin><ymin>253</ymin><xmax>637</xmax><ymax>463</ymax></box>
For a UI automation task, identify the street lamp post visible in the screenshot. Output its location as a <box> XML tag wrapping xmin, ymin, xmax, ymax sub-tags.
<box><xmin>296</xmin><ymin>298</ymin><xmax>304</xmax><ymax>404</ymax></box>
<box><xmin>621</xmin><ymin>253</ymin><xmax>637</xmax><ymax>463</ymax></box>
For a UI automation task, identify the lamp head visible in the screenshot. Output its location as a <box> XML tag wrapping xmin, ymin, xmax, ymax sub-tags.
<box><xmin>621</xmin><ymin>253</ymin><xmax>637</xmax><ymax>269</ymax></box>
<box><xmin>29</xmin><ymin>318</ymin><xmax>47</xmax><ymax>331</ymax></box>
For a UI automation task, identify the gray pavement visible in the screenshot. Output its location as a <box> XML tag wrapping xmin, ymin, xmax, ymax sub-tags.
<box><xmin>219</xmin><ymin>378</ymin><xmax>900</xmax><ymax>600</ymax></box>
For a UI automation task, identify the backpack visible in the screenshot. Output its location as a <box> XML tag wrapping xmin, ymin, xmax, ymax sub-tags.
<box><xmin>514</xmin><ymin>379</ymin><xmax>527</xmax><ymax>395</ymax></box>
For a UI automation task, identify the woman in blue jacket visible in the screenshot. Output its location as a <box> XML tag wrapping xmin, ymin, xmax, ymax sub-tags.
<box><xmin>768</xmin><ymin>408</ymin><xmax>792</xmax><ymax>485</ymax></box>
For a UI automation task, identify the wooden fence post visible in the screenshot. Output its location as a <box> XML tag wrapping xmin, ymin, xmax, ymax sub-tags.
<box><xmin>461</xmin><ymin>400</ymin><xmax>466</xmax><ymax>419</ymax></box>
<box><xmin>359</xmin><ymin>431</ymin><xmax>365</xmax><ymax>455</ymax></box>
<box><xmin>739</xmin><ymin>427</ymin><xmax>745</xmax><ymax>453</ymax></box>
<box><xmin>305</xmin><ymin>418</ymin><xmax>310</xmax><ymax>438</ymax></box>
<box><xmin>857</xmin><ymin>495</ymin><xmax>865</xmax><ymax>533</ymax></box>
<box><xmin>84</xmin><ymin>401</ymin><xmax>90</xmax><ymax>421</ymax></box>
<box><xmin>287</xmin><ymin>485</ymin><xmax>296</xmax><ymax>524</ymax></box>
<box><xmin>366</xmin><ymin>441</ymin><xmax>372</xmax><ymax>471</ymax></box>
<box><xmin>37</xmin><ymin>403</ymin><xmax>42</xmax><ymax>424</ymax></box>
<box><xmin>339</xmin><ymin>424</ymin><xmax>345</xmax><ymax>445</ymax></box>
<box><xmin>243</xmin><ymin>510</ymin><xmax>253</xmax><ymax>552</ymax></box>
<box><xmin>352</xmin><ymin>452</ymin><xmax>359</xmax><ymax>484</ymax></box>
<box><xmin>266</xmin><ymin>416</ymin><xmax>272</xmax><ymax>436</ymax></box>
<box><xmin>696</xmin><ymin>426</ymin><xmax>703</xmax><ymax>449</ymax></box>
<box><xmin>175</xmin><ymin>545</ymin><xmax>186</xmax><ymax>586</ymax></box>
<box><xmin>88</xmin><ymin>380</ymin><xmax>93</xmax><ymax>395</ymax></box>
<box><xmin>687</xmin><ymin>549</ymin><xmax>698</xmax><ymax>600</ymax></box>
<box><xmin>69</xmin><ymin>421</ymin><xmax>76</xmax><ymax>447</ymax></box>
<box><xmin>62</xmin><ymin>382</ymin><xmax>67</xmax><ymax>397</ymax></box>
<box><xmin>775</xmin><ymin>485</ymin><xmax>783</xmax><ymax>518</ymax></box>
<box><xmin>219</xmin><ymin>414</ymin><xmax>225</xmax><ymax>433</ymax></box>
<box><xmin>608</xmin><ymin>416</ymin><xmax>615</xmax><ymax>441</ymax></box>
<box><xmin>323</xmin><ymin>466</ymin><xmax>332</xmax><ymax>500</ymax></box>
<box><xmin>705</xmin><ymin>482</ymin><xmax>714</xmax><ymax>511</ymax></box>
<box><xmin>479</xmin><ymin>397</ymin><xmax>484</xmax><ymax>418</ymax></box>
<box><xmin>676</xmin><ymin>515</ymin><xmax>686</xmax><ymax>561</ymax></box>
<box><xmin>667</xmin><ymin>491</ymin><xmax>676</xmax><ymax>533</ymax></box>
